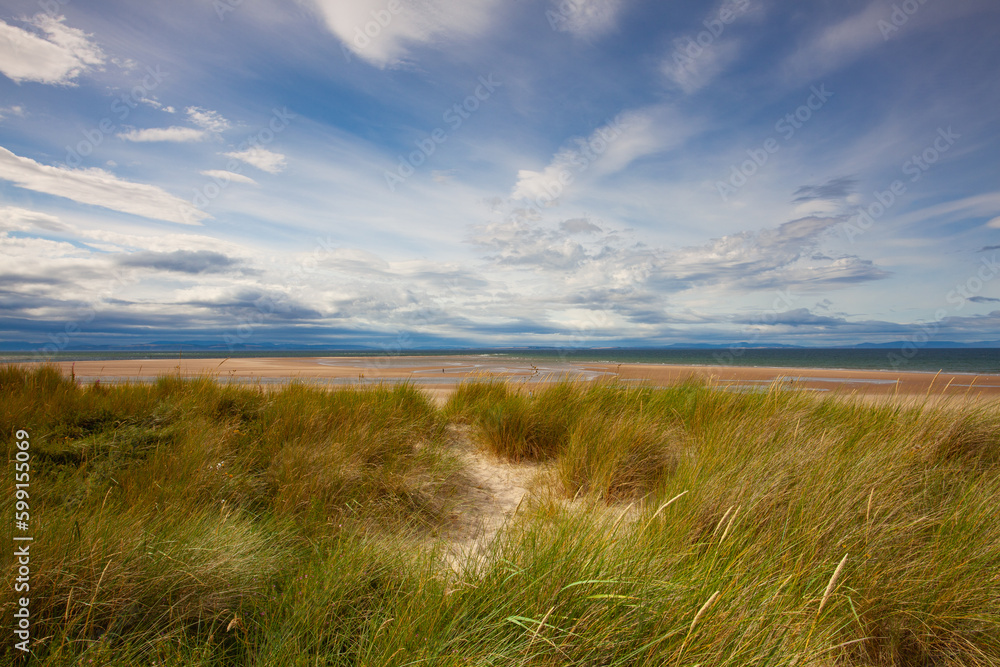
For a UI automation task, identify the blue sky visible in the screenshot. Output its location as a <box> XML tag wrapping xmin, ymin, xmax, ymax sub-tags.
<box><xmin>1</xmin><ymin>0</ymin><xmax>999</xmax><ymax>351</ymax></box>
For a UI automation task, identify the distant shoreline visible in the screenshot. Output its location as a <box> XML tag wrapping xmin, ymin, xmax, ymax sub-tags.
<box><xmin>4</xmin><ymin>346</ymin><xmax>1000</xmax><ymax>374</ymax></box>
<box><xmin>11</xmin><ymin>355</ymin><xmax>1000</xmax><ymax>401</ymax></box>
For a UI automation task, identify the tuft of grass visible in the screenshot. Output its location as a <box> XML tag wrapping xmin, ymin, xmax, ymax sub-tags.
<box><xmin>446</xmin><ymin>378</ymin><xmax>580</xmax><ymax>461</ymax></box>
<box><xmin>558</xmin><ymin>412</ymin><xmax>678</xmax><ymax>501</ymax></box>
<box><xmin>475</xmin><ymin>392</ymin><xmax>569</xmax><ymax>462</ymax></box>
<box><xmin>440</xmin><ymin>376</ymin><xmax>511</xmax><ymax>423</ymax></box>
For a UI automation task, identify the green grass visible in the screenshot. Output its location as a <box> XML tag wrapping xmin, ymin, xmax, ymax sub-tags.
<box><xmin>443</xmin><ymin>378</ymin><xmax>582</xmax><ymax>461</ymax></box>
<box><xmin>2</xmin><ymin>366</ymin><xmax>999</xmax><ymax>665</ymax></box>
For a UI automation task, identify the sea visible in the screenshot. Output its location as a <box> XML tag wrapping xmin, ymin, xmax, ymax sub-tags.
<box><xmin>3</xmin><ymin>348</ymin><xmax>1000</xmax><ymax>375</ymax></box>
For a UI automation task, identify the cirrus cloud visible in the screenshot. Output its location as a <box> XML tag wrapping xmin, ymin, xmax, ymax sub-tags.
<box><xmin>118</xmin><ymin>126</ymin><xmax>208</xmax><ymax>142</ymax></box>
<box><xmin>0</xmin><ymin>206</ymin><xmax>70</xmax><ymax>233</ymax></box>
<box><xmin>0</xmin><ymin>14</ymin><xmax>105</xmax><ymax>85</ymax></box>
<box><xmin>548</xmin><ymin>0</ymin><xmax>627</xmax><ymax>38</ymax></box>
<box><xmin>224</xmin><ymin>147</ymin><xmax>287</xmax><ymax>174</ymax></box>
<box><xmin>200</xmin><ymin>170</ymin><xmax>257</xmax><ymax>185</ymax></box>
<box><xmin>0</xmin><ymin>145</ymin><xmax>208</xmax><ymax>225</ymax></box>
<box><xmin>308</xmin><ymin>0</ymin><xmax>501</xmax><ymax>68</ymax></box>
<box><xmin>186</xmin><ymin>106</ymin><xmax>230</xmax><ymax>132</ymax></box>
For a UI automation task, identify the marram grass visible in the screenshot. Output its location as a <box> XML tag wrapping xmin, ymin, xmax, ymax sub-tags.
<box><xmin>2</xmin><ymin>366</ymin><xmax>998</xmax><ymax>665</ymax></box>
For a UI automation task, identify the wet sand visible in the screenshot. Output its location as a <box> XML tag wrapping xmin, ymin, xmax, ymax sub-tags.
<box><xmin>26</xmin><ymin>355</ymin><xmax>1000</xmax><ymax>403</ymax></box>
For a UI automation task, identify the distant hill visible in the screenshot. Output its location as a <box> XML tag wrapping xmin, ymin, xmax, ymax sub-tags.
<box><xmin>2</xmin><ymin>340</ymin><xmax>1000</xmax><ymax>352</ymax></box>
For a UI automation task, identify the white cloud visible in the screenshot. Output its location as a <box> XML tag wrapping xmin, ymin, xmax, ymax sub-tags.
<box><xmin>668</xmin><ymin>216</ymin><xmax>888</xmax><ymax>291</ymax></box>
<box><xmin>0</xmin><ymin>14</ymin><xmax>104</xmax><ymax>85</ymax></box>
<box><xmin>661</xmin><ymin>39</ymin><xmax>741</xmax><ymax>94</ymax></box>
<box><xmin>200</xmin><ymin>170</ymin><xmax>258</xmax><ymax>185</ymax></box>
<box><xmin>113</xmin><ymin>109</ymin><xmax>228</xmax><ymax>144</ymax></box>
<box><xmin>561</xmin><ymin>218</ymin><xmax>602</xmax><ymax>234</ymax></box>
<box><xmin>511</xmin><ymin>107</ymin><xmax>697</xmax><ymax>202</ymax></box>
<box><xmin>987</xmin><ymin>216</ymin><xmax>1000</xmax><ymax>229</ymax></box>
<box><xmin>782</xmin><ymin>2</ymin><xmax>886</xmax><ymax>82</ymax></box>
<box><xmin>72</xmin><ymin>225</ymin><xmax>248</xmax><ymax>255</ymax></box>
<box><xmin>186</xmin><ymin>106</ymin><xmax>231</xmax><ymax>132</ymax></box>
<box><xmin>224</xmin><ymin>147</ymin><xmax>287</xmax><ymax>174</ymax></box>
<box><xmin>467</xmin><ymin>212</ymin><xmax>887</xmax><ymax>322</ymax></box>
<box><xmin>0</xmin><ymin>145</ymin><xmax>208</xmax><ymax>225</ymax></box>
<box><xmin>309</xmin><ymin>0</ymin><xmax>501</xmax><ymax>68</ymax></box>
<box><xmin>118</xmin><ymin>126</ymin><xmax>209</xmax><ymax>142</ymax></box>
<box><xmin>889</xmin><ymin>193</ymin><xmax>1000</xmax><ymax>230</ymax></box>
<box><xmin>548</xmin><ymin>0</ymin><xmax>626</xmax><ymax>38</ymax></box>
<box><xmin>0</xmin><ymin>206</ymin><xmax>70</xmax><ymax>233</ymax></box>
<box><xmin>0</xmin><ymin>105</ymin><xmax>27</xmax><ymax>121</ymax></box>
<box><xmin>432</xmin><ymin>169</ymin><xmax>457</xmax><ymax>183</ymax></box>
<box><xmin>468</xmin><ymin>217</ymin><xmax>590</xmax><ymax>269</ymax></box>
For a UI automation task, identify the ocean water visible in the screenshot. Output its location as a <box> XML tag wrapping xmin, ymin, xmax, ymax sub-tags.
<box><xmin>4</xmin><ymin>347</ymin><xmax>1000</xmax><ymax>374</ymax></box>
<box><xmin>512</xmin><ymin>348</ymin><xmax>1000</xmax><ymax>375</ymax></box>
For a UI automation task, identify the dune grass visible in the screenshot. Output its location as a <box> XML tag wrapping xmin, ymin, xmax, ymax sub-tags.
<box><xmin>2</xmin><ymin>366</ymin><xmax>999</xmax><ymax>665</ymax></box>
<box><xmin>442</xmin><ymin>378</ymin><xmax>582</xmax><ymax>462</ymax></box>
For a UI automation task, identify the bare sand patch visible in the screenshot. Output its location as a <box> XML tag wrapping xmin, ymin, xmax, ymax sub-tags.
<box><xmin>440</xmin><ymin>424</ymin><xmax>541</xmax><ymax>572</ymax></box>
<box><xmin>598</xmin><ymin>362</ymin><xmax>1000</xmax><ymax>400</ymax></box>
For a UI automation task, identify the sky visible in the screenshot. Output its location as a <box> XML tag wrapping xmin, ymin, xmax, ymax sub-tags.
<box><xmin>1</xmin><ymin>0</ymin><xmax>999</xmax><ymax>352</ymax></box>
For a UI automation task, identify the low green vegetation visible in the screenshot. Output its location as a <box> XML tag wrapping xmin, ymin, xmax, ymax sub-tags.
<box><xmin>2</xmin><ymin>365</ymin><xmax>999</xmax><ymax>665</ymax></box>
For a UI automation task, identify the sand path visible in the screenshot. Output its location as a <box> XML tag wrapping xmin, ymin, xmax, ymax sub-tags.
<box><xmin>441</xmin><ymin>424</ymin><xmax>540</xmax><ymax>572</ymax></box>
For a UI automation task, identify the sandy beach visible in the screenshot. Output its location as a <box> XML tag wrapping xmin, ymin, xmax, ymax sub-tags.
<box><xmin>27</xmin><ymin>355</ymin><xmax>1000</xmax><ymax>403</ymax></box>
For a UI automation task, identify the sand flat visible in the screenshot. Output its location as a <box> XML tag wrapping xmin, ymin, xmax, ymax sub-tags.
<box><xmin>22</xmin><ymin>355</ymin><xmax>1000</xmax><ymax>400</ymax></box>
<box><xmin>586</xmin><ymin>362</ymin><xmax>1000</xmax><ymax>396</ymax></box>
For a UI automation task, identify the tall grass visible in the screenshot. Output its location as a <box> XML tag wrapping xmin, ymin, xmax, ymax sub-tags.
<box><xmin>559</xmin><ymin>411</ymin><xmax>678</xmax><ymax>501</ymax></box>
<box><xmin>443</xmin><ymin>378</ymin><xmax>581</xmax><ymax>461</ymax></box>
<box><xmin>1</xmin><ymin>367</ymin><xmax>459</xmax><ymax>663</ymax></box>
<box><xmin>2</xmin><ymin>366</ymin><xmax>998</xmax><ymax>665</ymax></box>
<box><xmin>440</xmin><ymin>376</ymin><xmax>1000</xmax><ymax>664</ymax></box>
